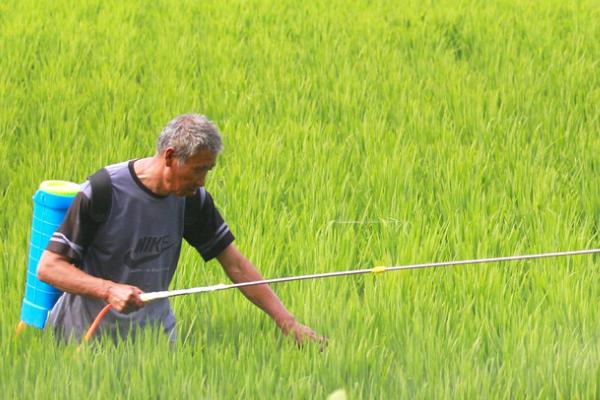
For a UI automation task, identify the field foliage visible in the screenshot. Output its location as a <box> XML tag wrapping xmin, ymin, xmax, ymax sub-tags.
<box><xmin>1</xmin><ymin>0</ymin><xmax>599</xmax><ymax>398</ymax></box>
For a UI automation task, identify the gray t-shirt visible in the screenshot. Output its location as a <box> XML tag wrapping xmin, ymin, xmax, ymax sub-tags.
<box><xmin>46</xmin><ymin>160</ymin><xmax>234</xmax><ymax>342</ymax></box>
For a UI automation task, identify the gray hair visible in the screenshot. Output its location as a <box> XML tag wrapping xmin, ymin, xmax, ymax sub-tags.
<box><xmin>156</xmin><ymin>114</ymin><xmax>223</xmax><ymax>163</ymax></box>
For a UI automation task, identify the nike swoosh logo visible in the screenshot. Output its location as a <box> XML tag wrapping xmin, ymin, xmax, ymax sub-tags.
<box><xmin>123</xmin><ymin>242</ymin><xmax>176</xmax><ymax>269</ymax></box>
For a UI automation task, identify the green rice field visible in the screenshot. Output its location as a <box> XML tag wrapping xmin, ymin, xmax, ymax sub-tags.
<box><xmin>1</xmin><ymin>0</ymin><xmax>599</xmax><ymax>398</ymax></box>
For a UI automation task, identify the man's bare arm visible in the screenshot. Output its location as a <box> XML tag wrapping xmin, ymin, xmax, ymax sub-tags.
<box><xmin>216</xmin><ymin>243</ymin><xmax>325</xmax><ymax>346</ymax></box>
<box><xmin>37</xmin><ymin>250</ymin><xmax>144</xmax><ymax>313</ymax></box>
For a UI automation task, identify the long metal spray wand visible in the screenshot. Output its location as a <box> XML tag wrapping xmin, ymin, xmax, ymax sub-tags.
<box><xmin>81</xmin><ymin>248</ymin><xmax>600</xmax><ymax>343</ymax></box>
<box><xmin>139</xmin><ymin>248</ymin><xmax>600</xmax><ymax>302</ymax></box>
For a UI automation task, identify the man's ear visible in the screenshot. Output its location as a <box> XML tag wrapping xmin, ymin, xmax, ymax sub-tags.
<box><xmin>164</xmin><ymin>148</ymin><xmax>176</xmax><ymax>167</ymax></box>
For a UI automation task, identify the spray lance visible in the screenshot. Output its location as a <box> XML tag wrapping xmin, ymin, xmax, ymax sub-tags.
<box><xmin>81</xmin><ymin>248</ymin><xmax>600</xmax><ymax>343</ymax></box>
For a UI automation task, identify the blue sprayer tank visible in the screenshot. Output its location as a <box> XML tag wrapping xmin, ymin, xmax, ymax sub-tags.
<box><xmin>19</xmin><ymin>180</ymin><xmax>81</xmax><ymax>330</ymax></box>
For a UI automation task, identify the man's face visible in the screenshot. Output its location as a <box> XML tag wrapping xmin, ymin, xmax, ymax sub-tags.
<box><xmin>169</xmin><ymin>148</ymin><xmax>217</xmax><ymax>197</ymax></box>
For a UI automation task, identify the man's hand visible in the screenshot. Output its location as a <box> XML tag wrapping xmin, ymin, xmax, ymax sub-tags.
<box><xmin>104</xmin><ymin>283</ymin><xmax>145</xmax><ymax>313</ymax></box>
<box><xmin>280</xmin><ymin>319</ymin><xmax>328</xmax><ymax>350</ymax></box>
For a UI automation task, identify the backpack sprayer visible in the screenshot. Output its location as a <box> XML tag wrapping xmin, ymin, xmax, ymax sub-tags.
<box><xmin>17</xmin><ymin>180</ymin><xmax>80</xmax><ymax>334</ymax></box>
<box><xmin>16</xmin><ymin>180</ymin><xmax>600</xmax><ymax>343</ymax></box>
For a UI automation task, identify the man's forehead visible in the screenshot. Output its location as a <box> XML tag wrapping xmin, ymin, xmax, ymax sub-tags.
<box><xmin>187</xmin><ymin>149</ymin><xmax>218</xmax><ymax>166</ymax></box>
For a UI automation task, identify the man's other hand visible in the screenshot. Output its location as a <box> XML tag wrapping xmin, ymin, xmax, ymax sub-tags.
<box><xmin>105</xmin><ymin>283</ymin><xmax>145</xmax><ymax>313</ymax></box>
<box><xmin>281</xmin><ymin>320</ymin><xmax>328</xmax><ymax>350</ymax></box>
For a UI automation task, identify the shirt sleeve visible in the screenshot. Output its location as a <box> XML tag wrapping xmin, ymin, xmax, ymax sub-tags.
<box><xmin>183</xmin><ymin>188</ymin><xmax>235</xmax><ymax>261</ymax></box>
<box><xmin>46</xmin><ymin>191</ymin><xmax>100</xmax><ymax>264</ymax></box>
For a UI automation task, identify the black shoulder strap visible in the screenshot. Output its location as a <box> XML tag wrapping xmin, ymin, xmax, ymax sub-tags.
<box><xmin>88</xmin><ymin>168</ymin><xmax>112</xmax><ymax>223</ymax></box>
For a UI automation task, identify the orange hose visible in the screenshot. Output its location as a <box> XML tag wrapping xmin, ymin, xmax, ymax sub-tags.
<box><xmin>15</xmin><ymin>321</ymin><xmax>26</xmax><ymax>337</ymax></box>
<box><xmin>83</xmin><ymin>303</ymin><xmax>113</xmax><ymax>342</ymax></box>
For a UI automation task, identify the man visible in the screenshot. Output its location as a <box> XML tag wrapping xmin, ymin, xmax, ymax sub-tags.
<box><xmin>37</xmin><ymin>113</ymin><xmax>322</xmax><ymax>346</ymax></box>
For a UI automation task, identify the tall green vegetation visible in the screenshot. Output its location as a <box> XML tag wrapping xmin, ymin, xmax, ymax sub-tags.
<box><xmin>1</xmin><ymin>0</ymin><xmax>598</xmax><ymax>398</ymax></box>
